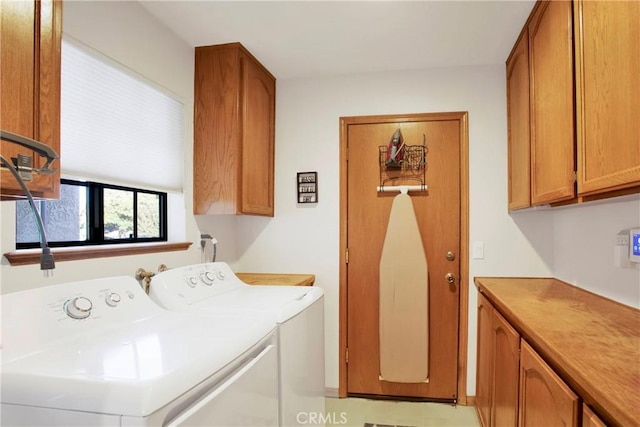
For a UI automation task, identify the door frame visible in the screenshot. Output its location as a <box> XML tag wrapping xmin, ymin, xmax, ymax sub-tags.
<box><xmin>338</xmin><ymin>112</ymin><xmax>470</xmax><ymax>404</ymax></box>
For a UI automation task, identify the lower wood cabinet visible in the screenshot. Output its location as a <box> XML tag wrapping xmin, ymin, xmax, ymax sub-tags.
<box><xmin>476</xmin><ymin>294</ymin><xmax>520</xmax><ymax>427</ymax></box>
<box><xmin>476</xmin><ymin>295</ymin><xmax>580</xmax><ymax>427</ymax></box>
<box><xmin>493</xmin><ymin>310</ymin><xmax>520</xmax><ymax>426</ymax></box>
<box><xmin>519</xmin><ymin>340</ymin><xmax>579</xmax><ymax>427</ymax></box>
<box><xmin>582</xmin><ymin>404</ymin><xmax>606</xmax><ymax>427</ymax></box>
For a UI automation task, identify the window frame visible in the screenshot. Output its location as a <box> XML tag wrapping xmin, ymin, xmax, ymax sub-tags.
<box><xmin>16</xmin><ymin>178</ymin><xmax>168</xmax><ymax>250</ymax></box>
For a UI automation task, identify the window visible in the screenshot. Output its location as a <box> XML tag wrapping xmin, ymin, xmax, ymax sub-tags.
<box><xmin>16</xmin><ymin>179</ymin><xmax>167</xmax><ymax>249</ymax></box>
<box><xmin>15</xmin><ymin>37</ymin><xmax>184</xmax><ymax>249</ymax></box>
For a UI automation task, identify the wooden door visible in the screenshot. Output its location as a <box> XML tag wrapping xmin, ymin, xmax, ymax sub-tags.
<box><xmin>519</xmin><ymin>341</ymin><xmax>579</xmax><ymax>427</ymax></box>
<box><xmin>491</xmin><ymin>310</ymin><xmax>520</xmax><ymax>427</ymax></box>
<box><xmin>528</xmin><ymin>0</ymin><xmax>575</xmax><ymax>205</ymax></box>
<box><xmin>506</xmin><ymin>29</ymin><xmax>531</xmax><ymax>211</ymax></box>
<box><xmin>342</xmin><ymin>113</ymin><xmax>465</xmax><ymax>400</ymax></box>
<box><xmin>476</xmin><ymin>294</ymin><xmax>494</xmax><ymax>427</ymax></box>
<box><xmin>574</xmin><ymin>0</ymin><xmax>640</xmax><ymax>196</ymax></box>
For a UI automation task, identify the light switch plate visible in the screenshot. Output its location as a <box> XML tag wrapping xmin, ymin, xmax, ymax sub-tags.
<box><xmin>472</xmin><ymin>241</ymin><xmax>484</xmax><ymax>260</ymax></box>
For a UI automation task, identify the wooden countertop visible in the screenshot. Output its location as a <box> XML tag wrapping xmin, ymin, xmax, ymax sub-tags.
<box><xmin>474</xmin><ymin>277</ymin><xmax>640</xmax><ymax>427</ymax></box>
<box><xmin>235</xmin><ymin>273</ymin><xmax>315</xmax><ymax>286</ymax></box>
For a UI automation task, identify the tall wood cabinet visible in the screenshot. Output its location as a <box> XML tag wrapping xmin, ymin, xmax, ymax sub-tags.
<box><xmin>507</xmin><ymin>0</ymin><xmax>640</xmax><ymax>210</ymax></box>
<box><xmin>0</xmin><ymin>0</ymin><xmax>62</xmax><ymax>199</ymax></box>
<box><xmin>194</xmin><ymin>42</ymin><xmax>275</xmax><ymax>216</ymax></box>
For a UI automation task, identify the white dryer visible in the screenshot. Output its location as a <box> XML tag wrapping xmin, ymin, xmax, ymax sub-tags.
<box><xmin>1</xmin><ymin>276</ymin><xmax>279</xmax><ymax>426</ymax></box>
<box><xmin>149</xmin><ymin>262</ymin><xmax>325</xmax><ymax>427</ymax></box>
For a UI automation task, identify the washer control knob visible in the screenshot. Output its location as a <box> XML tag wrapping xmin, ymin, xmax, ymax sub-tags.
<box><xmin>187</xmin><ymin>277</ymin><xmax>199</xmax><ymax>288</ymax></box>
<box><xmin>105</xmin><ymin>293</ymin><xmax>122</xmax><ymax>307</ymax></box>
<box><xmin>200</xmin><ymin>271</ymin><xmax>215</xmax><ymax>285</ymax></box>
<box><xmin>64</xmin><ymin>297</ymin><xmax>93</xmax><ymax>319</ymax></box>
<box><xmin>215</xmin><ymin>270</ymin><xmax>225</xmax><ymax>280</ymax></box>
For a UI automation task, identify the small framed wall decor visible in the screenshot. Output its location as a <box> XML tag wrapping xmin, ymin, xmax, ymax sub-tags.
<box><xmin>297</xmin><ymin>172</ymin><xmax>317</xmax><ymax>203</ymax></box>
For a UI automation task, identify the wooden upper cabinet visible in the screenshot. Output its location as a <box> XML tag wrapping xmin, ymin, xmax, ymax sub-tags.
<box><xmin>194</xmin><ymin>42</ymin><xmax>275</xmax><ymax>216</ymax></box>
<box><xmin>574</xmin><ymin>0</ymin><xmax>640</xmax><ymax>196</ymax></box>
<box><xmin>0</xmin><ymin>0</ymin><xmax>62</xmax><ymax>199</ymax></box>
<box><xmin>507</xmin><ymin>29</ymin><xmax>531</xmax><ymax>211</ymax></box>
<box><xmin>528</xmin><ymin>0</ymin><xmax>576</xmax><ymax>205</ymax></box>
<box><xmin>519</xmin><ymin>340</ymin><xmax>579</xmax><ymax>427</ymax></box>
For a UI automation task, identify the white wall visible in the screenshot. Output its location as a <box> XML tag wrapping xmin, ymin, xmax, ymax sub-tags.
<box><xmin>552</xmin><ymin>196</ymin><xmax>640</xmax><ymax>307</ymax></box>
<box><xmin>0</xmin><ymin>1</ymin><xmax>203</xmax><ymax>292</ymax></box>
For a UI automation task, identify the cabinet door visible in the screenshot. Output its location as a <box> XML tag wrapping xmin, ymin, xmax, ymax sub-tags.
<box><xmin>507</xmin><ymin>29</ymin><xmax>531</xmax><ymax>211</ymax></box>
<box><xmin>582</xmin><ymin>404</ymin><xmax>606</xmax><ymax>427</ymax></box>
<box><xmin>240</xmin><ymin>53</ymin><xmax>275</xmax><ymax>216</ymax></box>
<box><xmin>193</xmin><ymin>45</ymin><xmax>241</xmax><ymax>215</ymax></box>
<box><xmin>519</xmin><ymin>341</ymin><xmax>579</xmax><ymax>427</ymax></box>
<box><xmin>528</xmin><ymin>0</ymin><xmax>575</xmax><ymax>205</ymax></box>
<box><xmin>1</xmin><ymin>0</ymin><xmax>61</xmax><ymax>199</ymax></box>
<box><xmin>476</xmin><ymin>294</ymin><xmax>494</xmax><ymax>427</ymax></box>
<box><xmin>574</xmin><ymin>0</ymin><xmax>640</xmax><ymax>196</ymax></box>
<box><xmin>492</xmin><ymin>310</ymin><xmax>520</xmax><ymax>427</ymax></box>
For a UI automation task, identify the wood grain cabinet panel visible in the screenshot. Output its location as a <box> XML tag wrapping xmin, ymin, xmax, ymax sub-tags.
<box><xmin>1</xmin><ymin>0</ymin><xmax>62</xmax><ymax>199</ymax></box>
<box><xmin>507</xmin><ymin>29</ymin><xmax>531</xmax><ymax>211</ymax></box>
<box><xmin>476</xmin><ymin>294</ymin><xmax>520</xmax><ymax>427</ymax></box>
<box><xmin>574</xmin><ymin>0</ymin><xmax>640</xmax><ymax>196</ymax></box>
<box><xmin>528</xmin><ymin>0</ymin><xmax>576</xmax><ymax>206</ymax></box>
<box><xmin>519</xmin><ymin>340</ymin><xmax>579</xmax><ymax>427</ymax></box>
<box><xmin>194</xmin><ymin>42</ymin><xmax>275</xmax><ymax>216</ymax></box>
<box><xmin>475</xmin><ymin>294</ymin><xmax>494</xmax><ymax>427</ymax></box>
<box><xmin>491</xmin><ymin>310</ymin><xmax>520</xmax><ymax>427</ymax></box>
<box><xmin>582</xmin><ymin>404</ymin><xmax>606</xmax><ymax>427</ymax></box>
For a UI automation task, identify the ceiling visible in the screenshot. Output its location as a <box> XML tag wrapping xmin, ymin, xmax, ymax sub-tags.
<box><xmin>139</xmin><ymin>1</ymin><xmax>536</xmax><ymax>80</ymax></box>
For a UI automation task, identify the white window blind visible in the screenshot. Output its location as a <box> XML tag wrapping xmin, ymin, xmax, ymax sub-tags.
<box><xmin>60</xmin><ymin>38</ymin><xmax>184</xmax><ymax>193</ymax></box>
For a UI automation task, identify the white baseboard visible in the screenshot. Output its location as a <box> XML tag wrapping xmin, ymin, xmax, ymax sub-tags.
<box><xmin>325</xmin><ymin>387</ymin><xmax>340</xmax><ymax>398</ymax></box>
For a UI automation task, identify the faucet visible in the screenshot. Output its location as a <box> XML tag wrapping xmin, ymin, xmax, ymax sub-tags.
<box><xmin>1</xmin><ymin>130</ymin><xmax>59</xmax><ymax>275</ymax></box>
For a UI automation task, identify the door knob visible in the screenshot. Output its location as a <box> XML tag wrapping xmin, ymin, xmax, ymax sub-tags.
<box><xmin>445</xmin><ymin>273</ymin><xmax>455</xmax><ymax>284</ymax></box>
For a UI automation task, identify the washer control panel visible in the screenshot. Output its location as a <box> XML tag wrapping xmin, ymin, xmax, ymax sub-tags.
<box><xmin>150</xmin><ymin>262</ymin><xmax>246</xmax><ymax>310</ymax></box>
<box><xmin>2</xmin><ymin>276</ymin><xmax>165</xmax><ymax>360</ymax></box>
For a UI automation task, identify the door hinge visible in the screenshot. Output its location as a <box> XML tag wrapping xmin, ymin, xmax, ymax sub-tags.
<box><xmin>573</xmin><ymin>171</ymin><xmax>577</xmax><ymax>183</ymax></box>
<box><xmin>345</xmin><ymin>347</ymin><xmax>349</xmax><ymax>364</ymax></box>
<box><xmin>345</xmin><ymin>248</ymin><xmax>349</xmax><ymax>264</ymax></box>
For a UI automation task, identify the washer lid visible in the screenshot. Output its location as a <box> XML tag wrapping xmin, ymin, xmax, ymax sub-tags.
<box><xmin>192</xmin><ymin>286</ymin><xmax>325</xmax><ymax>322</ymax></box>
<box><xmin>1</xmin><ymin>311</ymin><xmax>275</xmax><ymax>417</ymax></box>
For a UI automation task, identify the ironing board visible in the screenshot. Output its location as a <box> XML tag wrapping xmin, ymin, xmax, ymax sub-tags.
<box><xmin>379</xmin><ymin>192</ymin><xmax>429</xmax><ymax>383</ymax></box>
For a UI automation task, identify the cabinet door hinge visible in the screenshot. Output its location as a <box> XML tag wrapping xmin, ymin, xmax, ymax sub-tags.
<box><xmin>345</xmin><ymin>347</ymin><xmax>349</xmax><ymax>364</ymax></box>
<box><xmin>574</xmin><ymin>171</ymin><xmax>577</xmax><ymax>183</ymax></box>
<box><xmin>345</xmin><ymin>248</ymin><xmax>349</xmax><ymax>264</ymax></box>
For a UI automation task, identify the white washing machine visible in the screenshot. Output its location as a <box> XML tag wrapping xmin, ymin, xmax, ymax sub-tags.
<box><xmin>1</xmin><ymin>276</ymin><xmax>279</xmax><ymax>426</ymax></box>
<box><xmin>149</xmin><ymin>262</ymin><xmax>325</xmax><ymax>427</ymax></box>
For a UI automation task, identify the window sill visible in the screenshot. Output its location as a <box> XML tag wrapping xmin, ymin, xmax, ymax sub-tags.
<box><xmin>3</xmin><ymin>242</ymin><xmax>192</xmax><ymax>266</ymax></box>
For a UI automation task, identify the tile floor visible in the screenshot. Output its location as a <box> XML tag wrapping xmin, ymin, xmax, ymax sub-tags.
<box><xmin>324</xmin><ymin>397</ymin><xmax>480</xmax><ymax>427</ymax></box>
